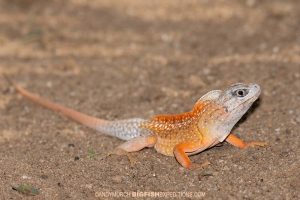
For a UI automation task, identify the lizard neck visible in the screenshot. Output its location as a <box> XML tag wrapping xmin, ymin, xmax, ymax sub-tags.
<box><xmin>195</xmin><ymin>101</ymin><xmax>229</xmax><ymax>142</ymax></box>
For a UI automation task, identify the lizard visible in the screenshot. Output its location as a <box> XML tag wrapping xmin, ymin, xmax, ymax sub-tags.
<box><xmin>5</xmin><ymin>77</ymin><xmax>266</xmax><ymax>169</ymax></box>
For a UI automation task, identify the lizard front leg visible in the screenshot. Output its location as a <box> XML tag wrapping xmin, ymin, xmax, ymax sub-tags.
<box><xmin>173</xmin><ymin>141</ymin><xmax>210</xmax><ymax>170</ymax></box>
<box><xmin>226</xmin><ymin>134</ymin><xmax>267</xmax><ymax>149</ymax></box>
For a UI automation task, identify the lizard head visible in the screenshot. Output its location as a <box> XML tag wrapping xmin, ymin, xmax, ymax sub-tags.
<box><xmin>198</xmin><ymin>83</ymin><xmax>261</xmax><ymax>142</ymax></box>
<box><xmin>218</xmin><ymin>83</ymin><xmax>261</xmax><ymax>113</ymax></box>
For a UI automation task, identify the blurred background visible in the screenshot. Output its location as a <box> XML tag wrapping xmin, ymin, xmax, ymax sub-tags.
<box><xmin>0</xmin><ymin>0</ymin><xmax>299</xmax><ymax>199</ymax></box>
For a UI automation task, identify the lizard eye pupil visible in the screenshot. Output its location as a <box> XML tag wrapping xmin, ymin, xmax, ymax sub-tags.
<box><xmin>233</xmin><ymin>89</ymin><xmax>248</xmax><ymax>97</ymax></box>
<box><xmin>238</xmin><ymin>90</ymin><xmax>244</xmax><ymax>96</ymax></box>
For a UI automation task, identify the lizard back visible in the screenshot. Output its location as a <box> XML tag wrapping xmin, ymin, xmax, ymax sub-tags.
<box><xmin>141</xmin><ymin>101</ymin><xmax>224</xmax><ymax>156</ymax></box>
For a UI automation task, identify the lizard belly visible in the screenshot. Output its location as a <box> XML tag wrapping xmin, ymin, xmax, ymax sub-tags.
<box><xmin>186</xmin><ymin>138</ymin><xmax>219</xmax><ymax>156</ymax></box>
<box><xmin>154</xmin><ymin>128</ymin><xmax>204</xmax><ymax>157</ymax></box>
<box><xmin>154</xmin><ymin>138</ymin><xmax>179</xmax><ymax>156</ymax></box>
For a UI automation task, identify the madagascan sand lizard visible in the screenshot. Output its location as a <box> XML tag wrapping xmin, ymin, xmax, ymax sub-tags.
<box><xmin>6</xmin><ymin>77</ymin><xmax>266</xmax><ymax>169</ymax></box>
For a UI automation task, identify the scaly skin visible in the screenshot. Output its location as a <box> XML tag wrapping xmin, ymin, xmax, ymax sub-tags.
<box><xmin>141</xmin><ymin>101</ymin><xmax>225</xmax><ymax>156</ymax></box>
<box><xmin>5</xmin><ymin>76</ymin><xmax>266</xmax><ymax>169</ymax></box>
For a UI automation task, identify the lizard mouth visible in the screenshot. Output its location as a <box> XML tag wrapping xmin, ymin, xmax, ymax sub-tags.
<box><xmin>231</xmin><ymin>94</ymin><xmax>259</xmax><ymax>112</ymax></box>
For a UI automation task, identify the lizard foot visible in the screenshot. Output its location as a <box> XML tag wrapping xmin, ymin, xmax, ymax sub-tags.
<box><xmin>103</xmin><ymin>148</ymin><xmax>137</xmax><ymax>167</ymax></box>
<box><xmin>188</xmin><ymin>160</ymin><xmax>211</xmax><ymax>170</ymax></box>
<box><xmin>244</xmin><ymin>141</ymin><xmax>268</xmax><ymax>148</ymax></box>
<box><xmin>226</xmin><ymin>134</ymin><xmax>268</xmax><ymax>149</ymax></box>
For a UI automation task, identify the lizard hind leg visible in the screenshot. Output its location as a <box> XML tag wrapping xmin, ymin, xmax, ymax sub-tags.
<box><xmin>115</xmin><ymin>135</ymin><xmax>157</xmax><ymax>153</ymax></box>
<box><xmin>107</xmin><ymin>135</ymin><xmax>157</xmax><ymax>166</ymax></box>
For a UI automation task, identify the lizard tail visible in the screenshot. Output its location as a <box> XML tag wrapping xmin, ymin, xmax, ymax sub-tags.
<box><xmin>4</xmin><ymin>75</ymin><xmax>108</xmax><ymax>129</ymax></box>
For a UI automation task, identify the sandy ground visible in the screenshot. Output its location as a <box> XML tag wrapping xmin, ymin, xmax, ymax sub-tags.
<box><xmin>0</xmin><ymin>0</ymin><xmax>299</xmax><ymax>199</ymax></box>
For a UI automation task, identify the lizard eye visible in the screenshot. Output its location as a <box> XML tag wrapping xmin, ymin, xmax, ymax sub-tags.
<box><xmin>232</xmin><ymin>89</ymin><xmax>248</xmax><ymax>97</ymax></box>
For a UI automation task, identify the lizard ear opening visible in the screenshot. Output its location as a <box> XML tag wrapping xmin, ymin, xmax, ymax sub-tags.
<box><xmin>197</xmin><ymin>90</ymin><xmax>222</xmax><ymax>102</ymax></box>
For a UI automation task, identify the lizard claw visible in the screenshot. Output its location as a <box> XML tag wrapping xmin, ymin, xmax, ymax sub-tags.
<box><xmin>103</xmin><ymin>148</ymin><xmax>137</xmax><ymax>167</ymax></box>
<box><xmin>245</xmin><ymin>141</ymin><xmax>268</xmax><ymax>148</ymax></box>
<box><xmin>189</xmin><ymin>160</ymin><xmax>211</xmax><ymax>170</ymax></box>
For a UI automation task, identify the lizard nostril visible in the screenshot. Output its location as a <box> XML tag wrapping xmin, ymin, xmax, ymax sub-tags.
<box><xmin>253</xmin><ymin>84</ymin><xmax>260</xmax><ymax>90</ymax></box>
<box><xmin>251</xmin><ymin>84</ymin><xmax>259</xmax><ymax>90</ymax></box>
